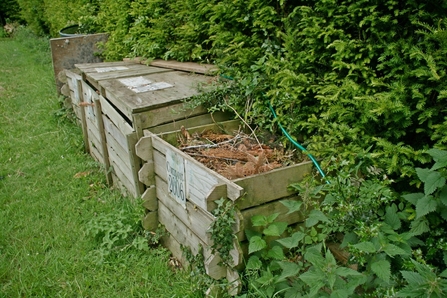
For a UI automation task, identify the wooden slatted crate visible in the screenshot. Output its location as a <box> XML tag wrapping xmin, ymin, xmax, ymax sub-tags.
<box><xmin>135</xmin><ymin>120</ymin><xmax>313</xmax><ymax>294</ymax></box>
<box><xmin>76</xmin><ymin>60</ymin><xmax>230</xmax><ymax>197</ymax></box>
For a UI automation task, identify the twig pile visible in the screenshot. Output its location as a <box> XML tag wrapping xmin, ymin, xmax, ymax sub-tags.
<box><xmin>177</xmin><ymin>126</ymin><xmax>297</xmax><ymax>180</ymax></box>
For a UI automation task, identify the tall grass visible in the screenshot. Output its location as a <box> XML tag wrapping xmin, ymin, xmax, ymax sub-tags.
<box><xmin>0</xmin><ymin>27</ymin><xmax>200</xmax><ymax>297</ymax></box>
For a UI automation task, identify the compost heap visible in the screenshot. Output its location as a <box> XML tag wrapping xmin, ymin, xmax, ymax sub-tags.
<box><xmin>177</xmin><ymin>126</ymin><xmax>304</xmax><ymax>180</ymax></box>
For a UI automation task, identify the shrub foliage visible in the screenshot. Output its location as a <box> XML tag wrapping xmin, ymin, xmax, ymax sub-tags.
<box><xmin>11</xmin><ymin>0</ymin><xmax>447</xmax><ymax>295</ymax></box>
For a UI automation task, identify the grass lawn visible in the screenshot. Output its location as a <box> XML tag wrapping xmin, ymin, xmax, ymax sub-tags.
<box><xmin>0</xmin><ymin>28</ymin><xmax>201</xmax><ymax>298</ymax></box>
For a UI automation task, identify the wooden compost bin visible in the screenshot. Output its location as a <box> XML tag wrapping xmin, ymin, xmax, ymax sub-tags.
<box><xmin>76</xmin><ymin>61</ymin><xmax>229</xmax><ymax>198</ymax></box>
<box><xmin>135</xmin><ymin>120</ymin><xmax>314</xmax><ymax>293</ymax></box>
<box><xmin>71</xmin><ymin>61</ymin><xmax>171</xmax><ymax>187</ymax></box>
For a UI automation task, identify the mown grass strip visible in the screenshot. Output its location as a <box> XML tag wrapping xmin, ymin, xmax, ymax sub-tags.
<box><xmin>0</xmin><ymin>28</ymin><xmax>200</xmax><ymax>297</ymax></box>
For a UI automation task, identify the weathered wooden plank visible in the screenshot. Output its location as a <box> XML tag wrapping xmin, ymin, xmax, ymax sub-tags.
<box><xmin>150</xmin><ymin>132</ymin><xmax>243</xmax><ymax>202</ymax></box>
<box><xmin>142</xmin><ymin>210</ymin><xmax>158</xmax><ymax>231</ymax></box>
<box><xmin>102</xmin><ymin>114</ymin><xmax>130</xmax><ymax>153</ymax></box>
<box><xmin>107</xmin><ymin>144</ymin><xmax>133</xmax><ymax>183</ymax></box>
<box><xmin>158</xmin><ymin>201</ymin><xmax>226</xmax><ymax>279</ymax></box>
<box><xmin>149</xmin><ymin>59</ymin><xmax>218</xmax><ymax>75</ymax></box>
<box><xmin>156</xmin><ymin>175</ymin><xmax>216</xmax><ymax>244</ymax></box>
<box><xmin>93</xmin><ymin>96</ymin><xmax>112</xmax><ymax>185</ymax></box>
<box><xmin>239</xmin><ymin>196</ymin><xmax>307</xmax><ymax>241</ymax></box>
<box><xmin>74</xmin><ymin>74</ymin><xmax>89</xmax><ymax>153</ymax></box>
<box><xmin>148</xmin><ymin>111</ymin><xmax>234</xmax><ymax>135</ymax></box>
<box><xmin>141</xmin><ymin>186</ymin><xmax>157</xmax><ymax>211</ymax></box>
<box><xmin>132</xmin><ymin>104</ymin><xmax>208</xmax><ymax>140</ymax></box>
<box><xmin>81</xmin><ymin>65</ymin><xmax>171</xmax><ymax>90</ymax></box>
<box><xmin>125</xmin><ymin>132</ymin><xmax>144</xmax><ymax>197</ymax></box>
<box><xmin>227</xmin><ymin>268</ymin><xmax>242</xmax><ymax>296</ymax></box>
<box><xmin>157</xmin><ymin>119</ymin><xmax>241</xmax><ymax>146</ymax></box>
<box><xmin>99</xmin><ymin>71</ymin><xmax>212</xmax><ymax>118</ymax></box>
<box><xmin>206</xmin><ymin>183</ymin><xmax>227</xmax><ymax>212</ymax></box>
<box><xmin>108</xmin><ymin>154</ymin><xmax>138</xmax><ymax>198</ymax></box>
<box><xmin>99</xmin><ymin>95</ymin><xmax>133</xmax><ymax>135</ymax></box>
<box><xmin>135</xmin><ymin>135</ymin><xmax>153</xmax><ymax>161</ymax></box>
<box><xmin>234</xmin><ymin>161</ymin><xmax>314</xmax><ymax>210</ymax></box>
<box><xmin>138</xmin><ymin>161</ymin><xmax>155</xmax><ymax>186</ymax></box>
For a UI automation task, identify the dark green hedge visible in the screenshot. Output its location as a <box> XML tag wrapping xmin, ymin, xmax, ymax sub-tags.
<box><xmin>15</xmin><ymin>0</ymin><xmax>447</xmax><ymax>181</ymax></box>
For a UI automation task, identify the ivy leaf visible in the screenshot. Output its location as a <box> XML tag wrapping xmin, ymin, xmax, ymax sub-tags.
<box><xmin>276</xmin><ymin>231</ymin><xmax>305</xmax><ymax>249</ymax></box>
<box><xmin>428</xmin><ymin>148</ymin><xmax>447</xmax><ymax>171</ymax></box>
<box><xmin>305</xmin><ymin>210</ymin><xmax>329</xmax><ymax>227</ymax></box>
<box><xmin>246</xmin><ymin>255</ymin><xmax>262</xmax><ymax>270</ymax></box>
<box><xmin>267</xmin><ymin>245</ymin><xmax>285</xmax><ymax>260</ymax></box>
<box><xmin>371</xmin><ymin>259</ymin><xmax>391</xmax><ymax>282</ymax></box>
<box><xmin>415</xmin><ymin>195</ymin><xmax>437</xmax><ymax>219</ymax></box>
<box><xmin>352</xmin><ymin>241</ymin><xmax>376</xmax><ymax>253</ymax></box>
<box><xmin>263</xmin><ymin>222</ymin><xmax>288</xmax><ymax>237</ymax></box>
<box><xmin>280</xmin><ymin>199</ymin><xmax>303</xmax><ymax>214</ymax></box>
<box><xmin>402</xmin><ymin>192</ymin><xmax>424</xmax><ymax>205</ymax></box>
<box><xmin>248</xmin><ymin>236</ymin><xmax>267</xmax><ymax>254</ymax></box>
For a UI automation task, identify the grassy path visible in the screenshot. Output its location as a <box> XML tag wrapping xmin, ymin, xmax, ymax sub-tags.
<box><xmin>0</xmin><ymin>29</ymin><xmax>198</xmax><ymax>297</ymax></box>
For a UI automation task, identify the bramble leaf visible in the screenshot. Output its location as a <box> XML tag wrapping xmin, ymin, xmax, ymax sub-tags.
<box><xmin>371</xmin><ymin>259</ymin><xmax>391</xmax><ymax>282</ymax></box>
<box><xmin>416</xmin><ymin>195</ymin><xmax>437</xmax><ymax>218</ymax></box>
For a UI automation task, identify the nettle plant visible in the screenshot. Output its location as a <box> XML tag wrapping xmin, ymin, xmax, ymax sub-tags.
<box><xmin>241</xmin><ymin>149</ymin><xmax>447</xmax><ymax>297</ymax></box>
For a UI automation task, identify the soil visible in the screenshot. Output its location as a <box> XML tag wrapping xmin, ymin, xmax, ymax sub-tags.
<box><xmin>176</xmin><ymin>127</ymin><xmax>306</xmax><ymax>180</ymax></box>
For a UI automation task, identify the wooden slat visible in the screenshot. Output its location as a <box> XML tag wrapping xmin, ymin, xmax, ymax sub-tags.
<box><xmin>93</xmin><ymin>96</ymin><xmax>112</xmax><ymax>185</ymax></box>
<box><xmin>125</xmin><ymin>132</ymin><xmax>144</xmax><ymax>197</ymax></box>
<box><xmin>142</xmin><ymin>211</ymin><xmax>158</xmax><ymax>231</ymax></box>
<box><xmin>84</xmin><ymin>66</ymin><xmax>171</xmax><ymax>89</ymax></box>
<box><xmin>234</xmin><ymin>161</ymin><xmax>314</xmax><ymax>210</ymax></box>
<box><xmin>157</xmin><ymin>119</ymin><xmax>242</xmax><ymax>146</ymax></box>
<box><xmin>132</xmin><ymin>104</ymin><xmax>208</xmax><ymax>140</ymax></box>
<box><xmin>138</xmin><ymin>161</ymin><xmax>155</xmax><ymax>186</ymax></box>
<box><xmin>107</xmin><ymin>144</ymin><xmax>134</xmax><ymax>185</ymax></box>
<box><xmin>99</xmin><ymin>95</ymin><xmax>133</xmax><ymax>135</ymax></box>
<box><xmin>156</xmin><ymin>175</ymin><xmax>216</xmax><ymax>245</ymax></box>
<box><xmin>150</xmin><ymin>132</ymin><xmax>243</xmax><ymax>202</ymax></box>
<box><xmin>99</xmin><ymin>71</ymin><xmax>212</xmax><ymax>118</ymax></box>
<box><xmin>135</xmin><ymin>135</ymin><xmax>153</xmax><ymax>161</ymax></box>
<box><xmin>141</xmin><ymin>186</ymin><xmax>157</xmax><ymax>211</ymax></box>
<box><xmin>149</xmin><ymin>59</ymin><xmax>218</xmax><ymax>75</ymax></box>
<box><xmin>148</xmin><ymin>111</ymin><xmax>234</xmax><ymax>135</ymax></box>
<box><xmin>102</xmin><ymin>114</ymin><xmax>131</xmax><ymax>152</ymax></box>
<box><xmin>158</xmin><ymin>201</ymin><xmax>227</xmax><ymax>279</ymax></box>
<box><xmin>108</xmin><ymin>153</ymin><xmax>138</xmax><ymax>198</ymax></box>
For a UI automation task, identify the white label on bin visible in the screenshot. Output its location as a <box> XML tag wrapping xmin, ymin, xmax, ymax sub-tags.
<box><xmin>95</xmin><ymin>66</ymin><xmax>129</xmax><ymax>73</ymax></box>
<box><xmin>118</xmin><ymin>76</ymin><xmax>173</xmax><ymax>93</ymax></box>
<box><xmin>166</xmin><ymin>149</ymin><xmax>186</xmax><ymax>208</ymax></box>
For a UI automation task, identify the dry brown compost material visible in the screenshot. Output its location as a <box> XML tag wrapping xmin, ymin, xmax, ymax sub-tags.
<box><xmin>177</xmin><ymin>126</ymin><xmax>305</xmax><ymax>180</ymax></box>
